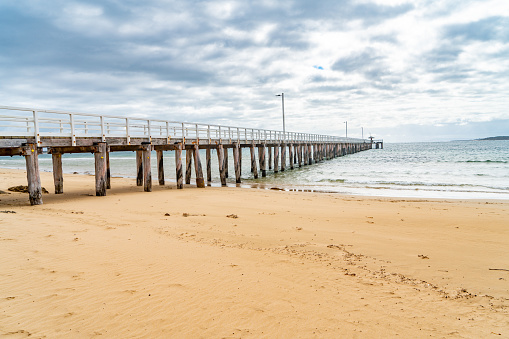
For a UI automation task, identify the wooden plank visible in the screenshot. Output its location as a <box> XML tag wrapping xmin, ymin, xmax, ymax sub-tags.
<box><xmin>185</xmin><ymin>148</ymin><xmax>193</xmax><ymax>185</ymax></box>
<box><xmin>193</xmin><ymin>144</ymin><xmax>205</xmax><ymax>188</ymax></box>
<box><xmin>48</xmin><ymin>146</ymin><xmax>96</xmax><ymax>154</ymax></box>
<box><xmin>142</xmin><ymin>143</ymin><xmax>152</xmax><ymax>192</ymax></box>
<box><xmin>52</xmin><ymin>153</ymin><xmax>63</xmax><ymax>194</ymax></box>
<box><xmin>233</xmin><ymin>142</ymin><xmax>241</xmax><ymax>183</ymax></box>
<box><xmin>94</xmin><ymin>142</ymin><xmax>107</xmax><ymax>197</ymax></box>
<box><xmin>0</xmin><ymin>147</ymin><xmax>23</xmax><ymax>156</ymax></box>
<box><xmin>23</xmin><ymin>143</ymin><xmax>43</xmax><ymax>205</ymax></box>
<box><xmin>206</xmin><ymin>148</ymin><xmax>212</xmax><ymax>183</ymax></box>
<box><xmin>136</xmin><ymin>150</ymin><xmax>143</xmax><ymax>186</ymax></box>
<box><xmin>250</xmin><ymin>143</ymin><xmax>258</xmax><ymax>179</ymax></box>
<box><xmin>216</xmin><ymin>144</ymin><xmax>226</xmax><ymax>186</ymax></box>
<box><xmin>110</xmin><ymin>145</ymin><xmax>143</xmax><ymax>152</ymax></box>
<box><xmin>152</xmin><ymin>144</ymin><xmax>179</xmax><ymax>152</ymax></box>
<box><xmin>157</xmin><ymin>149</ymin><xmax>165</xmax><ymax>185</ymax></box>
<box><xmin>175</xmin><ymin>143</ymin><xmax>183</xmax><ymax>189</ymax></box>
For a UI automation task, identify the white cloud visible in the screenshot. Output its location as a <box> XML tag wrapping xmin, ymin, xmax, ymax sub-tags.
<box><xmin>0</xmin><ymin>0</ymin><xmax>507</xmax><ymax>141</ymax></box>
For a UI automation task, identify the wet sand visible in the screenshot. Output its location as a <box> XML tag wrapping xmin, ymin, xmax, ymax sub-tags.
<box><xmin>0</xmin><ymin>169</ymin><xmax>508</xmax><ymax>337</ymax></box>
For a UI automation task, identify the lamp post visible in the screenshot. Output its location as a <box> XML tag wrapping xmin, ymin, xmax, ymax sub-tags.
<box><xmin>276</xmin><ymin>93</ymin><xmax>285</xmax><ymax>141</ymax></box>
<box><xmin>362</xmin><ymin>127</ymin><xmax>363</xmax><ymax>139</ymax></box>
<box><xmin>344</xmin><ymin>121</ymin><xmax>348</xmax><ymax>139</ymax></box>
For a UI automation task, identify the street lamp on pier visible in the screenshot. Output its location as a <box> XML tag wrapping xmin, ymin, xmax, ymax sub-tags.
<box><xmin>344</xmin><ymin>121</ymin><xmax>348</xmax><ymax>139</ymax></box>
<box><xmin>276</xmin><ymin>93</ymin><xmax>285</xmax><ymax>141</ymax></box>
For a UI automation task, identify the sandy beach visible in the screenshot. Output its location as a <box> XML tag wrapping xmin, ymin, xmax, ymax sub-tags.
<box><xmin>0</xmin><ymin>168</ymin><xmax>508</xmax><ymax>338</ymax></box>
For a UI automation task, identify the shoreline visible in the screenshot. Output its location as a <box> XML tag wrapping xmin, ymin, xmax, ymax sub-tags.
<box><xmin>1</xmin><ymin>168</ymin><xmax>508</xmax><ymax>337</ymax></box>
<box><xmin>1</xmin><ymin>166</ymin><xmax>508</xmax><ymax>202</ymax></box>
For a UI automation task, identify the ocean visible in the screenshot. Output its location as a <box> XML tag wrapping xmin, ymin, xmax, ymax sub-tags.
<box><xmin>1</xmin><ymin>141</ymin><xmax>508</xmax><ymax>200</ymax></box>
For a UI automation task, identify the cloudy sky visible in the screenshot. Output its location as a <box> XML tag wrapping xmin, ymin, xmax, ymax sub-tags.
<box><xmin>1</xmin><ymin>0</ymin><xmax>508</xmax><ymax>142</ymax></box>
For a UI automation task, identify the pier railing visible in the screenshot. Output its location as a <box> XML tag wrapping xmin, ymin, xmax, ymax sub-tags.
<box><xmin>0</xmin><ymin>106</ymin><xmax>367</xmax><ymax>146</ymax></box>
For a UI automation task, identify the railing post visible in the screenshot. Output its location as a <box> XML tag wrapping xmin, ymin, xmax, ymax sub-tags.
<box><xmin>126</xmin><ymin>118</ymin><xmax>131</xmax><ymax>145</ymax></box>
<box><xmin>147</xmin><ymin>120</ymin><xmax>152</xmax><ymax>143</ymax></box>
<box><xmin>166</xmin><ymin>121</ymin><xmax>170</xmax><ymax>144</ymax></box>
<box><xmin>100</xmin><ymin>116</ymin><xmax>106</xmax><ymax>142</ymax></box>
<box><xmin>70</xmin><ymin>114</ymin><xmax>76</xmax><ymax>146</ymax></box>
<box><xmin>32</xmin><ymin>111</ymin><xmax>41</xmax><ymax>146</ymax></box>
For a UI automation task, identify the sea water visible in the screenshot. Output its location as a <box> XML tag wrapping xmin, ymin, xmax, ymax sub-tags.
<box><xmin>1</xmin><ymin>141</ymin><xmax>508</xmax><ymax>200</ymax></box>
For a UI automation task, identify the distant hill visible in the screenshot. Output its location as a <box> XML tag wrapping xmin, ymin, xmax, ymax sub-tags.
<box><xmin>477</xmin><ymin>136</ymin><xmax>509</xmax><ymax>140</ymax></box>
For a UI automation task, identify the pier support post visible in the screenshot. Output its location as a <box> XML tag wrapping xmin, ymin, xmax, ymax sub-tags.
<box><xmin>297</xmin><ymin>144</ymin><xmax>302</xmax><ymax>167</ymax></box>
<box><xmin>233</xmin><ymin>142</ymin><xmax>241</xmax><ymax>184</ymax></box>
<box><xmin>175</xmin><ymin>143</ymin><xmax>184</xmax><ymax>189</ymax></box>
<box><xmin>193</xmin><ymin>144</ymin><xmax>205</xmax><ymax>188</ymax></box>
<box><xmin>23</xmin><ymin>143</ymin><xmax>43</xmax><ymax>205</ymax></box>
<box><xmin>206</xmin><ymin>148</ymin><xmax>212</xmax><ymax>184</ymax></box>
<box><xmin>157</xmin><ymin>150</ymin><xmax>164</xmax><ymax>185</ymax></box>
<box><xmin>289</xmin><ymin>144</ymin><xmax>294</xmax><ymax>170</ymax></box>
<box><xmin>308</xmin><ymin>144</ymin><xmax>313</xmax><ymax>165</ymax></box>
<box><xmin>281</xmin><ymin>144</ymin><xmax>286</xmax><ymax>172</ymax></box>
<box><xmin>268</xmin><ymin>146</ymin><xmax>272</xmax><ymax>170</ymax></box>
<box><xmin>52</xmin><ymin>153</ymin><xmax>63</xmax><ymax>194</ymax></box>
<box><xmin>136</xmin><ymin>150</ymin><xmax>143</xmax><ymax>186</ymax></box>
<box><xmin>224</xmin><ymin>147</ymin><xmax>229</xmax><ymax>178</ymax></box>
<box><xmin>216</xmin><ymin>145</ymin><xmax>227</xmax><ymax>186</ymax></box>
<box><xmin>259</xmin><ymin>144</ymin><xmax>266</xmax><ymax>177</ymax></box>
<box><xmin>250</xmin><ymin>142</ymin><xmax>258</xmax><ymax>179</ymax></box>
<box><xmin>106</xmin><ymin>147</ymin><xmax>111</xmax><ymax>189</ymax></box>
<box><xmin>142</xmin><ymin>142</ymin><xmax>152</xmax><ymax>192</ymax></box>
<box><xmin>185</xmin><ymin>148</ymin><xmax>193</xmax><ymax>185</ymax></box>
<box><xmin>274</xmin><ymin>144</ymin><xmax>279</xmax><ymax>173</ymax></box>
<box><xmin>94</xmin><ymin>142</ymin><xmax>107</xmax><ymax>197</ymax></box>
<box><xmin>239</xmin><ymin>147</ymin><xmax>242</xmax><ymax>174</ymax></box>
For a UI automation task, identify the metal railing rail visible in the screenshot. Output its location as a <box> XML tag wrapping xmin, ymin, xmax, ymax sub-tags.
<box><xmin>0</xmin><ymin>105</ymin><xmax>368</xmax><ymax>147</ymax></box>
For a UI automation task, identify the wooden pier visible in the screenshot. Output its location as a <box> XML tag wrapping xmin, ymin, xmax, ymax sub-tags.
<box><xmin>0</xmin><ymin>106</ymin><xmax>379</xmax><ymax>205</ymax></box>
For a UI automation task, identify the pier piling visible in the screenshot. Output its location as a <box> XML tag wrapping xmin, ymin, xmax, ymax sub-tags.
<box><xmin>175</xmin><ymin>143</ymin><xmax>183</xmax><ymax>189</ymax></box>
<box><xmin>23</xmin><ymin>143</ymin><xmax>43</xmax><ymax>205</ymax></box>
<box><xmin>52</xmin><ymin>153</ymin><xmax>63</xmax><ymax>194</ymax></box>
<box><xmin>193</xmin><ymin>144</ymin><xmax>205</xmax><ymax>188</ymax></box>
<box><xmin>157</xmin><ymin>150</ymin><xmax>165</xmax><ymax>186</ymax></box>
<box><xmin>136</xmin><ymin>150</ymin><xmax>143</xmax><ymax>186</ymax></box>
<box><xmin>142</xmin><ymin>142</ymin><xmax>152</xmax><ymax>192</ymax></box>
<box><xmin>94</xmin><ymin>142</ymin><xmax>107</xmax><ymax>197</ymax></box>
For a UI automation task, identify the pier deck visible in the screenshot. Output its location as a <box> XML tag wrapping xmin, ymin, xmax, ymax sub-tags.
<box><xmin>0</xmin><ymin>106</ymin><xmax>377</xmax><ymax>205</ymax></box>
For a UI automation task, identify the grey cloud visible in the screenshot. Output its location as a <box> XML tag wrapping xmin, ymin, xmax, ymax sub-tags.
<box><xmin>443</xmin><ymin>16</ymin><xmax>509</xmax><ymax>42</ymax></box>
<box><xmin>0</xmin><ymin>0</ymin><xmax>508</xmax><ymax>141</ymax></box>
<box><xmin>331</xmin><ymin>49</ymin><xmax>383</xmax><ymax>73</ymax></box>
<box><xmin>331</xmin><ymin>49</ymin><xmax>391</xmax><ymax>83</ymax></box>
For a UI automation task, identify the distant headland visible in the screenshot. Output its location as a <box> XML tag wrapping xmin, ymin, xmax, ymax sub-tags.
<box><xmin>477</xmin><ymin>136</ymin><xmax>509</xmax><ymax>140</ymax></box>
